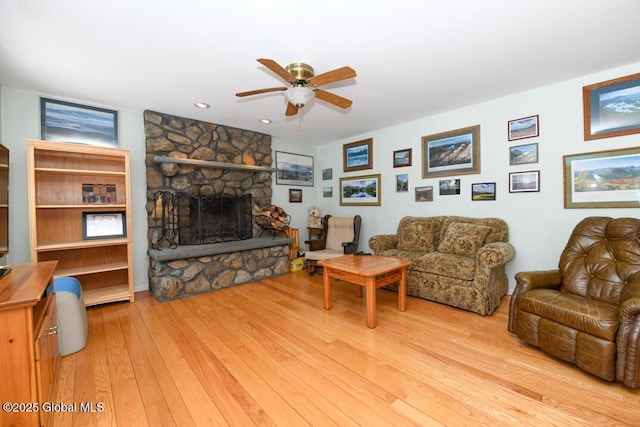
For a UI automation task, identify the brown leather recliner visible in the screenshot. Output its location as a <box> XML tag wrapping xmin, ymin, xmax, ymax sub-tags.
<box><xmin>508</xmin><ymin>217</ymin><xmax>640</xmax><ymax>388</ymax></box>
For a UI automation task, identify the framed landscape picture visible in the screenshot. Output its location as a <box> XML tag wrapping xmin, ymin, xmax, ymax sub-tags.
<box><xmin>393</xmin><ymin>148</ymin><xmax>412</xmax><ymax>167</ymax></box>
<box><xmin>508</xmin><ymin>115</ymin><xmax>539</xmax><ymax>141</ymax></box>
<box><xmin>471</xmin><ymin>182</ymin><xmax>496</xmax><ymax>201</ymax></box>
<box><xmin>415</xmin><ymin>186</ymin><xmax>433</xmax><ymax>202</ymax></box>
<box><xmin>509</xmin><ymin>170</ymin><xmax>540</xmax><ymax>193</ymax></box>
<box><xmin>275</xmin><ymin>151</ymin><xmax>314</xmax><ymax>186</ymax></box>
<box><xmin>583</xmin><ymin>72</ymin><xmax>640</xmax><ymax>140</ymax></box>
<box><xmin>563</xmin><ymin>146</ymin><xmax>640</xmax><ymax>208</ymax></box>
<box><xmin>40</xmin><ymin>97</ymin><xmax>119</xmax><ymax>147</ymax></box>
<box><xmin>339</xmin><ymin>174</ymin><xmax>381</xmax><ymax>206</ymax></box>
<box><xmin>509</xmin><ymin>143</ymin><xmax>538</xmax><ymax>165</ymax></box>
<box><xmin>422</xmin><ymin>125</ymin><xmax>480</xmax><ymax>178</ymax></box>
<box><xmin>343</xmin><ymin>138</ymin><xmax>373</xmax><ymax>172</ymax></box>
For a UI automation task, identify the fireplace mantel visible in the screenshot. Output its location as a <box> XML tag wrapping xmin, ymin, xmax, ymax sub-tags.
<box><xmin>153</xmin><ymin>155</ymin><xmax>278</xmax><ymax>173</ymax></box>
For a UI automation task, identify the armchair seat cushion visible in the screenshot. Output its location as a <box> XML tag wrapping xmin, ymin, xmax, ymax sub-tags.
<box><xmin>414</xmin><ymin>252</ymin><xmax>476</xmax><ymax>281</ymax></box>
<box><xmin>304</xmin><ymin>249</ymin><xmax>345</xmax><ymax>262</ymax></box>
<box><xmin>517</xmin><ymin>288</ymin><xmax>619</xmax><ymax>341</ymax></box>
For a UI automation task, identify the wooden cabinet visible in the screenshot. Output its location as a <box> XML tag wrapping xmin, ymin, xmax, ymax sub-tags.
<box><xmin>0</xmin><ymin>261</ymin><xmax>59</xmax><ymax>427</ymax></box>
<box><xmin>27</xmin><ymin>139</ymin><xmax>134</xmax><ymax>306</ymax></box>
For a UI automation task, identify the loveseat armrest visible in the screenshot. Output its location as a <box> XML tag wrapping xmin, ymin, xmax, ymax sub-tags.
<box><xmin>476</xmin><ymin>242</ymin><xmax>515</xmax><ymax>269</ymax></box>
<box><xmin>508</xmin><ymin>269</ymin><xmax>562</xmax><ymax>333</ymax></box>
<box><xmin>617</xmin><ymin>297</ymin><xmax>640</xmax><ymax>388</ymax></box>
<box><xmin>369</xmin><ymin>234</ymin><xmax>398</xmax><ymax>253</ymax></box>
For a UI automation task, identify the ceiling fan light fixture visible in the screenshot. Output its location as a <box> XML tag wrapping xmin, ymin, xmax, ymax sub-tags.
<box><xmin>285</xmin><ymin>85</ymin><xmax>314</xmax><ymax>107</ymax></box>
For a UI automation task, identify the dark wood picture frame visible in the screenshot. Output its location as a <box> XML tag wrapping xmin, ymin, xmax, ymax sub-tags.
<box><xmin>393</xmin><ymin>148</ymin><xmax>412</xmax><ymax>168</ymax></box>
<box><xmin>343</xmin><ymin>138</ymin><xmax>373</xmax><ymax>172</ymax></box>
<box><xmin>288</xmin><ymin>189</ymin><xmax>302</xmax><ymax>203</ymax></box>
<box><xmin>509</xmin><ymin>170</ymin><xmax>540</xmax><ymax>193</ymax></box>
<box><xmin>508</xmin><ymin>115</ymin><xmax>539</xmax><ymax>141</ymax></box>
<box><xmin>583</xmin><ymin>72</ymin><xmax>640</xmax><ymax>140</ymax></box>
<box><xmin>509</xmin><ymin>143</ymin><xmax>539</xmax><ymax>165</ymax></box>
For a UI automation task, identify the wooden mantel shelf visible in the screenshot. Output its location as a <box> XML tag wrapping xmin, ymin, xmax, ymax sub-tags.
<box><xmin>153</xmin><ymin>155</ymin><xmax>278</xmax><ymax>173</ymax></box>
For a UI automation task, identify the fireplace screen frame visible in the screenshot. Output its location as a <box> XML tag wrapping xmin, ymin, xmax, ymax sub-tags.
<box><xmin>177</xmin><ymin>193</ymin><xmax>252</xmax><ymax>245</ymax></box>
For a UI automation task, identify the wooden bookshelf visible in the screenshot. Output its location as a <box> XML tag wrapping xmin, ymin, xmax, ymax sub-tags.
<box><xmin>27</xmin><ymin>139</ymin><xmax>134</xmax><ymax>306</ymax></box>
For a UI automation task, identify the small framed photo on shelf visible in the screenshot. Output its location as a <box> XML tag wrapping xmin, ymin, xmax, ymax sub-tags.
<box><xmin>508</xmin><ymin>115</ymin><xmax>539</xmax><ymax>141</ymax></box>
<box><xmin>509</xmin><ymin>170</ymin><xmax>540</xmax><ymax>193</ymax></box>
<box><xmin>289</xmin><ymin>188</ymin><xmax>303</xmax><ymax>203</ymax></box>
<box><xmin>509</xmin><ymin>143</ymin><xmax>538</xmax><ymax>165</ymax></box>
<box><xmin>471</xmin><ymin>182</ymin><xmax>496</xmax><ymax>201</ymax></box>
<box><xmin>82</xmin><ymin>183</ymin><xmax>117</xmax><ymax>204</ymax></box>
<box><xmin>82</xmin><ymin>211</ymin><xmax>126</xmax><ymax>240</ymax></box>
<box><xmin>415</xmin><ymin>186</ymin><xmax>433</xmax><ymax>202</ymax></box>
<box><xmin>393</xmin><ymin>148</ymin><xmax>412</xmax><ymax>168</ymax></box>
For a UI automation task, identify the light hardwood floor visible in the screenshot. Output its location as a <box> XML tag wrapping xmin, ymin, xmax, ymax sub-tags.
<box><xmin>51</xmin><ymin>271</ymin><xmax>639</xmax><ymax>426</ymax></box>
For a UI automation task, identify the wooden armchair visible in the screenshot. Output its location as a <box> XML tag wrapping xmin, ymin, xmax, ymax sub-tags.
<box><xmin>305</xmin><ymin>215</ymin><xmax>362</xmax><ymax>275</ymax></box>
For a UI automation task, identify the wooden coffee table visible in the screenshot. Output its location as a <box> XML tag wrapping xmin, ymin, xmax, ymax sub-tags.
<box><xmin>319</xmin><ymin>254</ymin><xmax>412</xmax><ymax>328</ymax></box>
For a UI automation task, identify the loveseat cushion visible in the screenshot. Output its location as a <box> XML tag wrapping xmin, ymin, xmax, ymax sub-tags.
<box><xmin>413</xmin><ymin>252</ymin><xmax>476</xmax><ymax>281</ymax></box>
<box><xmin>376</xmin><ymin>249</ymin><xmax>428</xmax><ymax>263</ymax></box>
<box><xmin>397</xmin><ymin>217</ymin><xmax>438</xmax><ymax>252</ymax></box>
<box><xmin>438</xmin><ymin>222</ymin><xmax>491</xmax><ymax>257</ymax></box>
<box><xmin>517</xmin><ymin>288</ymin><xmax>619</xmax><ymax>341</ymax></box>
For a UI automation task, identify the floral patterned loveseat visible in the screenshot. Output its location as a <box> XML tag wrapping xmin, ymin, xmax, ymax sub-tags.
<box><xmin>369</xmin><ymin>216</ymin><xmax>515</xmax><ymax>315</ymax></box>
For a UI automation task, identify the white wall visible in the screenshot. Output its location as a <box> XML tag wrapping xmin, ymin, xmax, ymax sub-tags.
<box><xmin>0</xmin><ymin>88</ymin><xmax>149</xmax><ymax>292</ymax></box>
<box><xmin>310</xmin><ymin>62</ymin><xmax>640</xmax><ymax>292</ymax></box>
<box><xmin>2</xmin><ymin>61</ymin><xmax>639</xmax><ymax>294</ymax></box>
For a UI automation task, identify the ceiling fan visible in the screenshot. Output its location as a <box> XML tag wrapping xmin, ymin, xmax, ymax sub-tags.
<box><xmin>235</xmin><ymin>58</ymin><xmax>356</xmax><ymax>117</ymax></box>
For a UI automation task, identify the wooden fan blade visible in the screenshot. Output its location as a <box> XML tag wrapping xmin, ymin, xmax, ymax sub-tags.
<box><xmin>285</xmin><ymin>102</ymin><xmax>299</xmax><ymax>116</ymax></box>
<box><xmin>309</xmin><ymin>66</ymin><xmax>356</xmax><ymax>86</ymax></box>
<box><xmin>257</xmin><ymin>58</ymin><xmax>297</xmax><ymax>83</ymax></box>
<box><xmin>235</xmin><ymin>87</ymin><xmax>287</xmax><ymax>97</ymax></box>
<box><xmin>314</xmin><ymin>89</ymin><xmax>353</xmax><ymax>109</ymax></box>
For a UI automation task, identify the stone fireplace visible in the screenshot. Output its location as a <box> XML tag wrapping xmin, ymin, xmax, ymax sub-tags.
<box><xmin>144</xmin><ymin>110</ymin><xmax>292</xmax><ymax>301</ymax></box>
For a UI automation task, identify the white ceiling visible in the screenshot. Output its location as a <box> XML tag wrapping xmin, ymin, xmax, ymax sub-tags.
<box><xmin>1</xmin><ymin>1</ymin><xmax>639</xmax><ymax>145</ymax></box>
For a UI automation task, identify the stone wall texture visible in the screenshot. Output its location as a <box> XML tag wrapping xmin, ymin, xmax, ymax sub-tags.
<box><xmin>144</xmin><ymin>110</ymin><xmax>288</xmax><ymax>301</ymax></box>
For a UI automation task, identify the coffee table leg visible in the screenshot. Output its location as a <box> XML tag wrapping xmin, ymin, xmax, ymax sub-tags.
<box><xmin>323</xmin><ymin>266</ymin><xmax>332</xmax><ymax>310</ymax></box>
<box><xmin>399</xmin><ymin>267</ymin><xmax>407</xmax><ymax>312</ymax></box>
<box><xmin>365</xmin><ymin>277</ymin><xmax>376</xmax><ymax>328</ymax></box>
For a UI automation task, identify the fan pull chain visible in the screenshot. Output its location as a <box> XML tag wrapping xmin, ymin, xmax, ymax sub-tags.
<box><xmin>298</xmin><ymin>107</ymin><xmax>304</xmax><ymax>134</ymax></box>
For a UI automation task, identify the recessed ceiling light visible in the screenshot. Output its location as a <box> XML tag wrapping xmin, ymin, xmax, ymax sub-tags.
<box><xmin>259</xmin><ymin>118</ymin><xmax>272</xmax><ymax>124</ymax></box>
<box><xmin>194</xmin><ymin>102</ymin><xmax>210</xmax><ymax>109</ymax></box>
